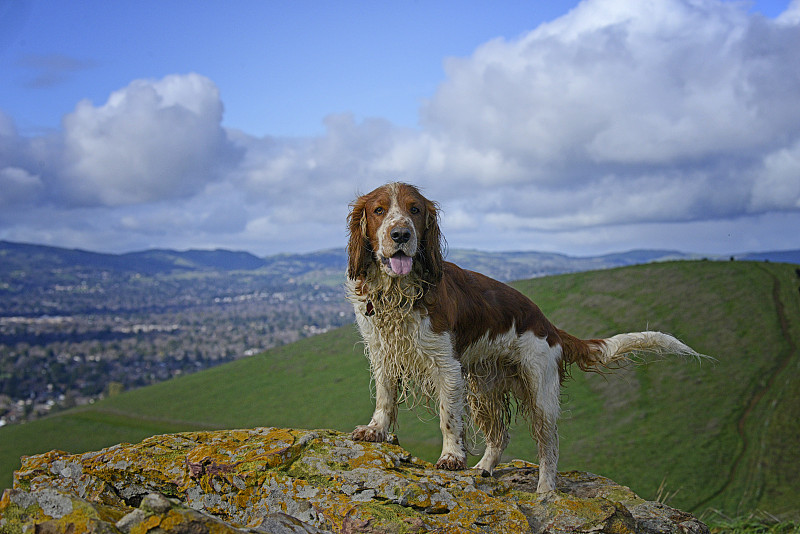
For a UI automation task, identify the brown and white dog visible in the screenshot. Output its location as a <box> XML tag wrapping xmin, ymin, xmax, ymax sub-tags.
<box><xmin>345</xmin><ymin>182</ymin><xmax>700</xmax><ymax>492</ymax></box>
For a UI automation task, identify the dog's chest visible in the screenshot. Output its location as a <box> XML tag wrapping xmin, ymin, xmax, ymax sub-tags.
<box><xmin>357</xmin><ymin>300</ymin><xmax>452</xmax><ymax>367</ymax></box>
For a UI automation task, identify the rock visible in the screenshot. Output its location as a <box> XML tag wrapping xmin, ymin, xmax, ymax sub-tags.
<box><xmin>0</xmin><ymin>427</ymin><xmax>708</xmax><ymax>533</ymax></box>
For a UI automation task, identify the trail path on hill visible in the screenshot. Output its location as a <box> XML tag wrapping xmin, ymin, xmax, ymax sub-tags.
<box><xmin>691</xmin><ymin>265</ymin><xmax>798</xmax><ymax>513</ymax></box>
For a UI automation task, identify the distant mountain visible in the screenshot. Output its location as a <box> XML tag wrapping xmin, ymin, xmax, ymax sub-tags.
<box><xmin>0</xmin><ymin>240</ymin><xmax>268</xmax><ymax>276</ymax></box>
<box><xmin>122</xmin><ymin>248</ymin><xmax>268</xmax><ymax>272</ymax></box>
<box><xmin>1</xmin><ymin>240</ymin><xmax>798</xmax><ymax>285</ymax></box>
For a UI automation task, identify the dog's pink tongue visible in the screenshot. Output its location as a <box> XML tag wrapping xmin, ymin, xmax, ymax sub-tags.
<box><xmin>389</xmin><ymin>253</ymin><xmax>412</xmax><ymax>275</ymax></box>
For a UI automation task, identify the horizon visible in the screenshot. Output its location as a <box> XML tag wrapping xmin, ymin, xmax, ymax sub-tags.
<box><xmin>3</xmin><ymin>236</ymin><xmax>797</xmax><ymax>261</ymax></box>
<box><xmin>2</xmin><ymin>0</ymin><xmax>800</xmax><ymax>257</ymax></box>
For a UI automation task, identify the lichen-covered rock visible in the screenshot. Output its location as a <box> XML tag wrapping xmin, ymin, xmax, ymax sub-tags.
<box><xmin>0</xmin><ymin>427</ymin><xmax>708</xmax><ymax>533</ymax></box>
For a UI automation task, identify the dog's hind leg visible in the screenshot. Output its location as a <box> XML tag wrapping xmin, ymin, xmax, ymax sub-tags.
<box><xmin>469</xmin><ymin>373</ymin><xmax>511</xmax><ymax>473</ymax></box>
<box><xmin>533</xmin><ymin>407</ymin><xmax>560</xmax><ymax>492</ymax></box>
<box><xmin>517</xmin><ymin>333</ymin><xmax>563</xmax><ymax>492</ymax></box>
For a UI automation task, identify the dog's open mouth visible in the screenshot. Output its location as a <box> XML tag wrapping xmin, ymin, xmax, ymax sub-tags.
<box><xmin>381</xmin><ymin>252</ymin><xmax>413</xmax><ymax>276</ymax></box>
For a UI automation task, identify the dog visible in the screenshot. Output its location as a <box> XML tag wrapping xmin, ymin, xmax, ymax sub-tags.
<box><xmin>345</xmin><ymin>182</ymin><xmax>700</xmax><ymax>492</ymax></box>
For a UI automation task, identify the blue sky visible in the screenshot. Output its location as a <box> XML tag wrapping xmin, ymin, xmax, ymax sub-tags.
<box><xmin>1</xmin><ymin>0</ymin><xmax>799</xmax><ymax>257</ymax></box>
<box><xmin>2</xmin><ymin>1</ymin><xmax>580</xmax><ymax>137</ymax></box>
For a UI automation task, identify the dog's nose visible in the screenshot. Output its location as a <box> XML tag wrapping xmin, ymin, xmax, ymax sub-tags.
<box><xmin>391</xmin><ymin>227</ymin><xmax>412</xmax><ymax>244</ymax></box>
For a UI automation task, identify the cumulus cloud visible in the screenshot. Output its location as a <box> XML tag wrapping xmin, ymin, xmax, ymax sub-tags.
<box><xmin>419</xmin><ymin>0</ymin><xmax>800</xmax><ymax>230</ymax></box>
<box><xmin>57</xmin><ymin>73</ymin><xmax>242</xmax><ymax>207</ymax></box>
<box><xmin>4</xmin><ymin>73</ymin><xmax>242</xmax><ymax>213</ymax></box>
<box><xmin>0</xmin><ymin>74</ymin><xmax>247</xmax><ymax>250</ymax></box>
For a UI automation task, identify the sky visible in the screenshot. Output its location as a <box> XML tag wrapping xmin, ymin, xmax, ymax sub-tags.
<box><xmin>1</xmin><ymin>0</ymin><xmax>799</xmax><ymax>258</ymax></box>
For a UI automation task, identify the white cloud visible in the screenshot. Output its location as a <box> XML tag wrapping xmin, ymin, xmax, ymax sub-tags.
<box><xmin>750</xmin><ymin>140</ymin><xmax>800</xmax><ymax>211</ymax></box>
<box><xmin>401</xmin><ymin>0</ymin><xmax>800</xmax><ymax>241</ymax></box>
<box><xmin>777</xmin><ymin>0</ymin><xmax>800</xmax><ymax>24</ymax></box>
<box><xmin>59</xmin><ymin>73</ymin><xmax>241</xmax><ymax>207</ymax></box>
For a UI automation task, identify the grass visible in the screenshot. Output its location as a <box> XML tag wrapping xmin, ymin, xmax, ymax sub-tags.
<box><xmin>705</xmin><ymin>511</ymin><xmax>800</xmax><ymax>533</ymax></box>
<box><xmin>1</xmin><ymin>260</ymin><xmax>798</xmax><ymax>521</ymax></box>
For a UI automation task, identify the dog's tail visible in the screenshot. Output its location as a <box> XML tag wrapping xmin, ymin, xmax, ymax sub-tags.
<box><xmin>558</xmin><ymin>329</ymin><xmax>704</xmax><ymax>375</ymax></box>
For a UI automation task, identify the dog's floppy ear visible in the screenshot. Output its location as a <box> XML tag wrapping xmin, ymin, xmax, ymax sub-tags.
<box><xmin>347</xmin><ymin>194</ymin><xmax>371</xmax><ymax>280</ymax></box>
<box><xmin>419</xmin><ymin>197</ymin><xmax>444</xmax><ymax>285</ymax></box>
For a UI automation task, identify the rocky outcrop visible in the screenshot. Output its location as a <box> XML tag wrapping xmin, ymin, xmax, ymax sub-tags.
<box><xmin>0</xmin><ymin>427</ymin><xmax>707</xmax><ymax>533</ymax></box>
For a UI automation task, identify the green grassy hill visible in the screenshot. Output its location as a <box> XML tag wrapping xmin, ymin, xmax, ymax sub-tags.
<box><xmin>2</xmin><ymin>260</ymin><xmax>798</xmax><ymax>520</ymax></box>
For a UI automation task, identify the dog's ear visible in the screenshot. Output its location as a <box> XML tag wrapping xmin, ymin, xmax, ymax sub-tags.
<box><xmin>420</xmin><ymin>197</ymin><xmax>444</xmax><ymax>285</ymax></box>
<box><xmin>347</xmin><ymin>195</ymin><xmax>371</xmax><ymax>280</ymax></box>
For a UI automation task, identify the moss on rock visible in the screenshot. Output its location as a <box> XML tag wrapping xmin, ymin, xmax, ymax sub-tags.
<box><xmin>0</xmin><ymin>427</ymin><xmax>708</xmax><ymax>533</ymax></box>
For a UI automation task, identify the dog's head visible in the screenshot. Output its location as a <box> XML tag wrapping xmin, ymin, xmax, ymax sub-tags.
<box><xmin>347</xmin><ymin>182</ymin><xmax>443</xmax><ymax>284</ymax></box>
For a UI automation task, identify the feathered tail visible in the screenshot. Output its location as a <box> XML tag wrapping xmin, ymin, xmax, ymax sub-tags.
<box><xmin>558</xmin><ymin>329</ymin><xmax>703</xmax><ymax>375</ymax></box>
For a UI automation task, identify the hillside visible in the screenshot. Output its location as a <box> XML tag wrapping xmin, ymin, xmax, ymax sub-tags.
<box><xmin>1</xmin><ymin>260</ymin><xmax>798</xmax><ymax>521</ymax></box>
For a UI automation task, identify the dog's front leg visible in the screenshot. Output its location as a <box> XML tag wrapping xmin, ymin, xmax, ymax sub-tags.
<box><xmin>352</xmin><ymin>358</ymin><xmax>397</xmax><ymax>442</ymax></box>
<box><xmin>434</xmin><ymin>357</ymin><xmax>467</xmax><ymax>470</ymax></box>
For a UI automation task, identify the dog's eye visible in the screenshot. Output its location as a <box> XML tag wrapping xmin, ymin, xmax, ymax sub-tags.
<box><xmin>374</xmin><ymin>207</ymin><xmax>385</xmax><ymax>215</ymax></box>
<box><xmin>410</xmin><ymin>206</ymin><xmax>420</xmax><ymax>214</ymax></box>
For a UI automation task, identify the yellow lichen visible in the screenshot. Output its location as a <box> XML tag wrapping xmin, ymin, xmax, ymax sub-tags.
<box><xmin>4</xmin><ymin>428</ymin><xmax>706</xmax><ymax>534</ymax></box>
<box><xmin>129</xmin><ymin>513</ymin><xmax>162</xmax><ymax>534</ymax></box>
<box><xmin>159</xmin><ymin>510</ymin><xmax>185</xmax><ymax>531</ymax></box>
<box><xmin>347</xmin><ymin>448</ymin><xmax>396</xmax><ymax>470</ymax></box>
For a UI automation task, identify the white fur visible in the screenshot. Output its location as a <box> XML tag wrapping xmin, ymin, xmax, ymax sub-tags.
<box><xmin>601</xmin><ymin>331</ymin><xmax>699</xmax><ymax>363</ymax></box>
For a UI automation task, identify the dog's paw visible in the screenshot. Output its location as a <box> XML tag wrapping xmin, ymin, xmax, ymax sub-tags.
<box><xmin>472</xmin><ymin>458</ymin><xmax>495</xmax><ymax>473</ymax></box>
<box><xmin>351</xmin><ymin>425</ymin><xmax>387</xmax><ymax>442</ymax></box>
<box><xmin>434</xmin><ymin>453</ymin><xmax>467</xmax><ymax>470</ymax></box>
